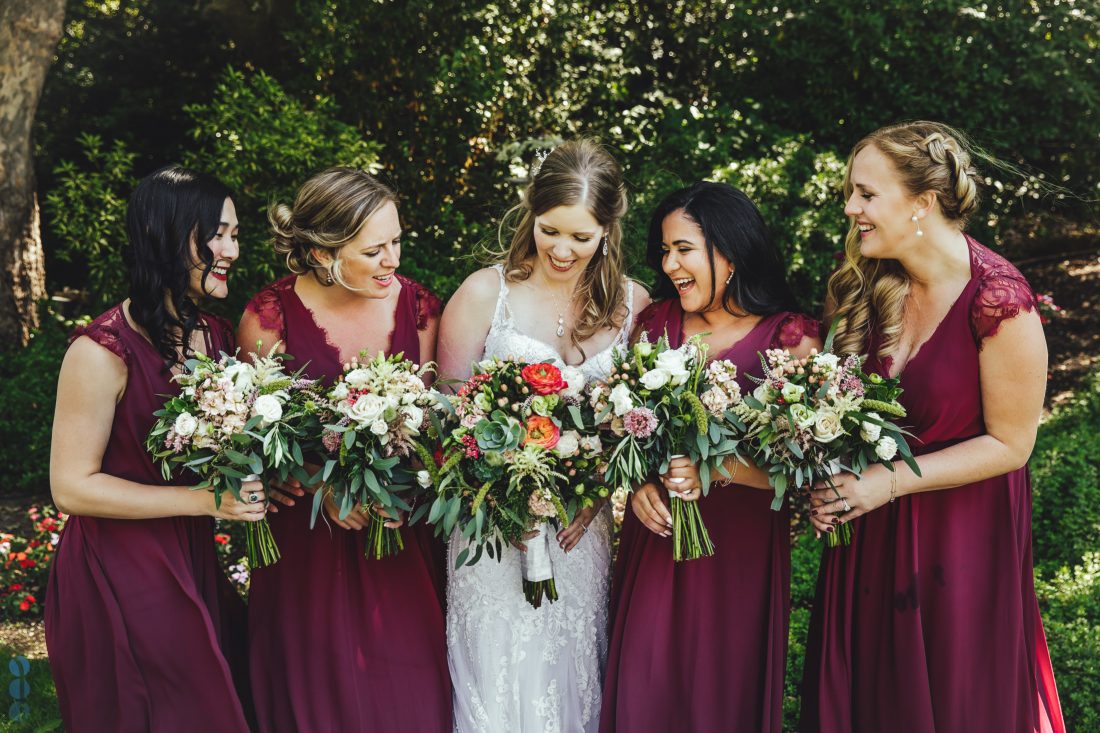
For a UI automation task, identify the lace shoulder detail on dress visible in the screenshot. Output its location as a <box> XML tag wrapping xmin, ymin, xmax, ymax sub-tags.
<box><xmin>70</xmin><ymin>306</ymin><xmax>130</xmax><ymax>365</ymax></box>
<box><xmin>397</xmin><ymin>274</ymin><xmax>443</xmax><ymax>331</ymax></box>
<box><xmin>775</xmin><ymin>313</ymin><xmax>821</xmax><ymax>349</ymax></box>
<box><xmin>968</xmin><ymin>240</ymin><xmax>1035</xmax><ymax>348</ymax></box>
<box><xmin>634</xmin><ymin>300</ymin><xmax>674</xmax><ymax>342</ymax></box>
<box><xmin>244</xmin><ymin>276</ymin><xmax>293</xmax><ymax>341</ymax></box>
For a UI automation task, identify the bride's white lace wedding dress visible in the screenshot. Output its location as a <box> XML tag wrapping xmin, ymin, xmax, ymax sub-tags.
<box><xmin>447</xmin><ymin>265</ymin><xmax>635</xmax><ymax>733</ymax></box>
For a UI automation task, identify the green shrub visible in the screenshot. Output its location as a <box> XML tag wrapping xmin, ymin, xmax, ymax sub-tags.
<box><xmin>0</xmin><ymin>316</ymin><xmax>69</xmax><ymax>495</ymax></box>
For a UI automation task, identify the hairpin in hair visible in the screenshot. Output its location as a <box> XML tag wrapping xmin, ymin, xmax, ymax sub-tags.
<box><xmin>532</xmin><ymin>148</ymin><xmax>551</xmax><ymax>177</ymax></box>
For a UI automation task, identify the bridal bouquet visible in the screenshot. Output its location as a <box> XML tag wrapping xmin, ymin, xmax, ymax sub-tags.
<box><xmin>309</xmin><ymin>351</ymin><xmax>436</xmax><ymax>559</ymax></box>
<box><xmin>733</xmin><ymin>334</ymin><xmax>920</xmax><ymax>546</ymax></box>
<box><xmin>421</xmin><ymin>359</ymin><xmax>603</xmax><ymax>607</ymax></box>
<box><xmin>595</xmin><ymin>334</ymin><xmax>744</xmax><ymax>561</ymax></box>
<box><xmin>146</xmin><ymin>347</ymin><xmax>319</xmax><ymax>567</ymax></box>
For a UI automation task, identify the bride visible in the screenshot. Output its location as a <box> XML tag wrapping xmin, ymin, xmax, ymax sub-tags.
<box><xmin>437</xmin><ymin>139</ymin><xmax>650</xmax><ymax>732</ymax></box>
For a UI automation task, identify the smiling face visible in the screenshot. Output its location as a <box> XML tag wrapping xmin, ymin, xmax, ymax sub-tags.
<box><xmin>844</xmin><ymin>144</ymin><xmax>926</xmax><ymax>260</ymax></box>
<box><xmin>531</xmin><ymin>203</ymin><xmax>604</xmax><ymax>282</ymax></box>
<box><xmin>188</xmin><ymin>197</ymin><xmax>239</xmax><ymax>300</ymax></box>
<box><xmin>659</xmin><ymin>208</ymin><xmax>733</xmax><ymax>313</ymax></box>
<box><xmin>324</xmin><ymin>199</ymin><xmax>402</xmax><ymax>298</ymax></box>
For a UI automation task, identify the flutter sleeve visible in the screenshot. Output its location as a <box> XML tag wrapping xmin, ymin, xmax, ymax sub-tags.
<box><xmin>412</xmin><ymin>280</ymin><xmax>443</xmax><ymax>331</ymax></box>
<box><xmin>969</xmin><ymin>247</ymin><xmax>1036</xmax><ymax>349</ymax></box>
<box><xmin>243</xmin><ymin>283</ymin><xmax>288</xmax><ymax>343</ymax></box>
<box><xmin>70</xmin><ymin>308</ymin><xmax>130</xmax><ymax>366</ymax></box>
<box><xmin>775</xmin><ymin>313</ymin><xmax>821</xmax><ymax>349</ymax></box>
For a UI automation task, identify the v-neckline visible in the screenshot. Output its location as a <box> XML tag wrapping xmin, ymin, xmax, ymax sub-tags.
<box><xmin>677</xmin><ymin>307</ymin><xmax>770</xmax><ymax>363</ymax></box>
<box><xmin>289</xmin><ymin>275</ymin><xmax>399</xmax><ymax>365</ymax></box>
<box><xmin>885</xmin><ymin>236</ymin><xmax>977</xmax><ymax>378</ymax></box>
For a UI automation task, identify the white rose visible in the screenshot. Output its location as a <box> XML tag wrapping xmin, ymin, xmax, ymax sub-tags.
<box><xmin>814</xmin><ymin>353</ymin><xmax>841</xmax><ymax>374</ymax></box>
<box><xmin>370</xmin><ymin>419</ymin><xmax>389</xmax><ymax>436</ymax></box>
<box><xmin>789</xmin><ymin>403</ymin><xmax>817</xmax><ymax>430</ymax></box>
<box><xmin>639</xmin><ymin>367</ymin><xmax>671</xmax><ymax>391</ymax></box>
<box><xmin>812</xmin><ymin>410</ymin><xmax>845</xmax><ymax>443</ymax></box>
<box><xmin>579</xmin><ymin>435</ymin><xmax>603</xmax><ymax>455</ymax></box>
<box><xmin>860</xmin><ymin>412</ymin><xmax>883</xmax><ymax>443</ymax></box>
<box><xmin>875</xmin><ymin>436</ymin><xmax>898</xmax><ymax>461</ymax></box>
<box><xmin>554</xmin><ymin>430</ymin><xmax>581</xmax><ymax>458</ymax></box>
<box><xmin>252</xmin><ymin>394</ymin><xmax>284</xmax><ymax>425</ymax></box>
<box><xmin>655</xmin><ymin>349</ymin><xmax>690</xmax><ymax>386</ymax></box>
<box><xmin>173</xmin><ymin>412</ymin><xmax>198</xmax><ymax>437</ymax></box>
<box><xmin>401</xmin><ymin>405</ymin><xmax>425</xmax><ymax>432</ymax></box>
<box><xmin>331</xmin><ymin>382</ymin><xmax>350</xmax><ymax>401</ymax></box>
<box><xmin>559</xmin><ymin>366</ymin><xmax>586</xmax><ymax>398</ymax></box>
<box><xmin>416</xmin><ymin>470</ymin><xmax>433</xmax><ymax>488</ymax></box>
<box><xmin>344</xmin><ymin>393</ymin><xmax>387</xmax><ymax>425</ymax></box>
<box><xmin>609</xmin><ymin>383</ymin><xmax>635</xmax><ymax>416</ymax></box>
<box><xmin>344</xmin><ymin>368</ymin><xmax>372</xmax><ymax>389</ymax></box>
<box><xmin>781</xmin><ymin>382</ymin><xmax>806</xmax><ymax>403</ymax></box>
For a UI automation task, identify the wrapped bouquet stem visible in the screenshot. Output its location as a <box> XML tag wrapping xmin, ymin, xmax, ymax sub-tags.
<box><xmin>521</xmin><ymin>523</ymin><xmax>557</xmax><ymax>608</ymax></box>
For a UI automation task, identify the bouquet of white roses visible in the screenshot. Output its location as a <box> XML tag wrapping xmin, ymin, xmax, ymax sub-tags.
<box><xmin>309</xmin><ymin>351</ymin><xmax>437</xmax><ymax>559</ymax></box>
<box><xmin>421</xmin><ymin>359</ymin><xmax>607</xmax><ymax>607</ymax></box>
<box><xmin>733</xmin><ymin>329</ymin><xmax>920</xmax><ymax>546</ymax></box>
<box><xmin>146</xmin><ymin>347</ymin><xmax>319</xmax><ymax>567</ymax></box>
<box><xmin>594</xmin><ymin>334</ymin><xmax>744</xmax><ymax>561</ymax></box>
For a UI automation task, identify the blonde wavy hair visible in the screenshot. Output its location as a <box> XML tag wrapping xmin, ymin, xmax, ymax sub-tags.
<box><xmin>827</xmin><ymin>121</ymin><xmax>983</xmax><ymax>358</ymax></box>
<box><xmin>492</xmin><ymin>139</ymin><xmax>629</xmax><ymax>359</ymax></box>
<box><xmin>269</xmin><ymin>167</ymin><xmax>397</xmax><ymax>290</ymax></box>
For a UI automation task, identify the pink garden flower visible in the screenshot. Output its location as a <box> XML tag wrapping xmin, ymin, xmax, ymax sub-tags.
<box><xmin>622</xmin><ymin>407</ymin><xmax>658</xmax><ymax>438</ymax></box>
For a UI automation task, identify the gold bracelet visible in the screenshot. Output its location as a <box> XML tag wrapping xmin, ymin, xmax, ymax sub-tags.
<box><xmin>889</xmin><ymin>468</ymin><xmax>898</xmax><ymax>503</ymax></box>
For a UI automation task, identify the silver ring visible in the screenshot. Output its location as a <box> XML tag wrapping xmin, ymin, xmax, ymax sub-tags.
<box><xmin>248</xmin><ymin>492</ymin><xmax>259</xmax><ymax>504</ymax></box>
<box><xmin>842</xmin><ymin>499</ymin><xmax>852</xmax><ymax>512</ymax></box>
<box><xmin>581</xmin><ymin>524</ymin><xmax>588</xmax><ymax>533</ymax></box>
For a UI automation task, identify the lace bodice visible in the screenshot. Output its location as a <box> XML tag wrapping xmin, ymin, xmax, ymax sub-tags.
<box><xmin>482</xmin><ymin>264</ymin><xmax>635</xmax><ymax>382</ymax></box>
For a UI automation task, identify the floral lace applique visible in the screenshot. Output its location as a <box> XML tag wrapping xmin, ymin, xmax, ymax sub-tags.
<box><xmin>398</xmin><ymin>274</ymin><xmax>442</xmax><ymax>331</ymax></box>
<box><xmin>968</xmin><ymin>241</ymin><xmax>1035</xmax><ymax>349</ymax></box>
<box><xmin>776</xmin><ymin>313</ymin><xmax>821</xmax><ymax>349</ymax></box>
<box><xmin>244</xmin><ymin>277</ymin><xmax>293</xmax><ymax>342</ymax></box>
<box><xmin>71</xmin><ymin>306</ymin><xmax>131</xmax><ymax>366</ymax></box>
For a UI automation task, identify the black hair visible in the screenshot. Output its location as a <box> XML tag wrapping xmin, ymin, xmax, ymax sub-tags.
<box><xmin>645</xmin><ymin>181</ymin><xmax>798</xmax><ymax>316</ymax></box>
<box><xmin>123</xmin><ymin>165</ymin><xmax>233</xmax><ymax>369</ymax></box>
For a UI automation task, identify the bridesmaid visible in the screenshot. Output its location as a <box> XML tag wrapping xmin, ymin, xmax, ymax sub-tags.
<box><xmin>238</xmin><ymin>167</ymin><xmax>450</xmax><ymax>731</ymax></box>
<box><xmin>47</xmin><ymin>165</ymin><xmax>261</xmax><ymax>732</ymax></box>
<box><xmin>801</xmin><ymin>121</ymin><xmax>1065</xmax><ymax>732</ymax></box>
<box><xmin>600</xmin><ymin>181</ymin><xmax>820</xmax><ymax>732</ymax></box>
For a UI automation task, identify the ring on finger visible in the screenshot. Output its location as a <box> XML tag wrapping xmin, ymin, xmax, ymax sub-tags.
<box><xmin>842</xmin><ymin>499</ymin><xmax>852</xmax><ymax>512</ymax></box>
<box><xmin>248</xmin><ymin>492</ymin><xmax>259</xmax><ymax>504</ymax></box>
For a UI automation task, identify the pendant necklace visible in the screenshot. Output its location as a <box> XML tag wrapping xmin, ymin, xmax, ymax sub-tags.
<box><xmin>549</xmin><ymin>285</ymin><xmax>570</xmax><ymax>338</ymax></box>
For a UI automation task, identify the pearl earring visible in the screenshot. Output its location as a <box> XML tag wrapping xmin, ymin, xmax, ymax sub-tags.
<box><xmin>911</xmin><ymin>213</ymin><xmax>924</xmax><ymax>238</ymax></box>
<box><xmin>725</xmin><ymin>271</ymin><xmax>734</xmax><ymax>285</ymax></box>
<box><xmin>324</xmin><ymin>268</ymin><xmax>335</xmax><ymax>285</ymax></box>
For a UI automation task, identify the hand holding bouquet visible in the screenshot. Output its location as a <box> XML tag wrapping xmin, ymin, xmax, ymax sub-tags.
<box><xmin>595</xmin><ymin>334</ymin><xmax>744</xmax><ymax>561</ymax></box>
<box><xmin>146</xmin><ymin>346</ymin><xmax>319</xmax><ymax>567</ymax></box>
<box><xmin>734</xmin><ymin>332</ymin><xmax>920</xmax><ymax>546</ymax></box>
<box><xmin>309</xmin><ymin>351</ymin><xmax>436</xmax><ymax>559</ymax></box>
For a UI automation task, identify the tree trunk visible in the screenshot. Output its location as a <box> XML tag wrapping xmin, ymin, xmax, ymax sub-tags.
<box><xmin>0</xmin><ymin>0</ymin><xmax>65</xmax><ymax>349</ymax></box>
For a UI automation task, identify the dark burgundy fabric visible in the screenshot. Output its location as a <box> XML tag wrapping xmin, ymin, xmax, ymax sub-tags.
<box><xmin>800</xmin><ymin>237</ymin><xmax>1065</xmax><ymax>733</ymax></box>
<box><xmin>600</xmin><ymin>301</ymin><xmax>818</xmax><ymax>733</ymax></box>
<box><xmin>45</xmin><ymin>304</ymin><xmax>252</xmax><ymax>733</ymax></box>
<box><xmin>243</xmin><ymin>274</ymin><xmax>451</xmax><ymax>733</ymax></box>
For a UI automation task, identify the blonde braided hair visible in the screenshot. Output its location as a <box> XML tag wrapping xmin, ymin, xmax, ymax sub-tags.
<box><xmin>827</xmin><ymin>121</ymin><xmax>983</xmax><ymax>358</ymax></box>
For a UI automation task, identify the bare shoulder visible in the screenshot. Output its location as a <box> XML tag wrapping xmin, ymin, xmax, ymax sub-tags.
<box><xmin>627</xmin><ymin>278</ymin><xmax>652</xmax><ymax>314</ymax></box>
<box><xmin>444</xmin><ymin>266</ymin><xmax>503</xmax><ymax>316</ymax></box>
<box><xmin>62</xmin><ymin>335</ymin><xmax>127</xmax><ymax>396</ymax></box>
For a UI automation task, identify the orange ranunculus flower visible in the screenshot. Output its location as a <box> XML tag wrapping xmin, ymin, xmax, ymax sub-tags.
<box><xmin>524</xmin><ymin>415</ymin><xmax>560</xmax><ymax>450</ymax></box>
<box><xmin>521</xmin><ymin>363</ymin><xmax>566</xmax><ymax>395</ymax></box>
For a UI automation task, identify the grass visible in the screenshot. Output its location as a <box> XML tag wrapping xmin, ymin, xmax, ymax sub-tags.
<box><xmin>0</xmin><ymin>646</ymin><xmax>59</xmax><ymax>733</ymax></box>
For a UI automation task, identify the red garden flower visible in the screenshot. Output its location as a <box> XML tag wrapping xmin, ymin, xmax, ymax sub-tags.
<box><xmin>521</xmin><ymin>363</ymin><xmax>566</xmax><ymax>395</ymax></box>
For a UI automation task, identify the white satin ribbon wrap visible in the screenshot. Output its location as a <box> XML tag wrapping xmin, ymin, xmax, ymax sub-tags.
<box><xmin>521</xmin><ymin>522</ymin><xmax>555</xmax><ymax>583</ymax></box>
<box><xmin>666</xmin><ymin>453</ymin><xmax>687</xmax><ymax>499</ymax></box>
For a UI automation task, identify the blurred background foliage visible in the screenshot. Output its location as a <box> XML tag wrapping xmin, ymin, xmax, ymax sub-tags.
<box><xmin>7</xmin><ymin>1</ymin><xmax>1099</xmax><ymax>730</ymax></box>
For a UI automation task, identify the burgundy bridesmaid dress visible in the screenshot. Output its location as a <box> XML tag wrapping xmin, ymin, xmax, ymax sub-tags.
<box><xmin>45</xmin><ymin>305</ymin><xmax>252</xmax><ymax>733</ymax></box>
<box><xmin>243</xmin><ymin>274</ymin><xmax>451</xmax><ymax>732</ymax></box>
<box><xmin>800</xmin><ymin>238</ymin><xmax>1065</xmax><ymax>733</ymax></box>
<box><xmin>600</xmin><ymin>299</ymin><xmax>819</xmax><ymax>733</ymax></box>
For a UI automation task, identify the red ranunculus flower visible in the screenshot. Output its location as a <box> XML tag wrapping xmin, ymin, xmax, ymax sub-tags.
<box><xmin>521</xmin><ymin>363</ymin><xmax>566</xmax><ymax>395</ymax></box>
<box><xmin>524</xmin><ymin>415</ymin><xmax>561</xmax><ymax>450</ymax></box>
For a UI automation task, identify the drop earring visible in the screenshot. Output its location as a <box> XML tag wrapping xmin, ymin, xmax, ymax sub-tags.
<box><xmin>911</xmin><ymin>212</ymin><xmax>924</xmax><ymax>237</ymax></box>
<box><xmin>725</xmin><ymin>271</ymin><xmax>734</xmax><ymax>285</ymax></box>
<box><xmin>324</xmin><ymin>267</ymin><xmax>335</xmax><ymax>285</ymax></box>
<box><xmin>602</xmin><ymin>236</ymin><xmax>609</xmax><ymax>257</ymax></box>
